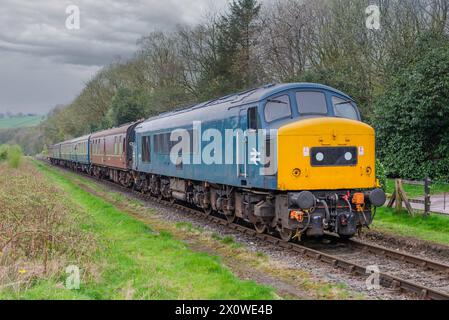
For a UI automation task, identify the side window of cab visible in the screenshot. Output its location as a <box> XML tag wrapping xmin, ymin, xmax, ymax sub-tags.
<box><xmin>332</xmin><ymin>96</ymin><xmax>360</xmax><ymax>121</ymax></box>
<box><xmin>264</xmin><ymin>95</ymin><xmax>292</xmax><ymax>123</ymax></box>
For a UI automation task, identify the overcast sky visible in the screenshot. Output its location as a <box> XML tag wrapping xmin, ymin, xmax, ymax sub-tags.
<box><xmin>0</xmin><ymin>0</ymin><xmax>230</xmax><ymax>115</ymax></box>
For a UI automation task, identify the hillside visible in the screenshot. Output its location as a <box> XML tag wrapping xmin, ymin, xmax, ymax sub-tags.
<box><xmin>0</xmin><ymin>115</ymin><xmax>44</xmax><ymax>129</ymax></box>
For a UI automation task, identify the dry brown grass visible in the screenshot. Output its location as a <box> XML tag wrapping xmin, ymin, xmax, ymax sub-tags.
<box><xmin>0</xmin><ymin>160</ymin><xmax>95</xmax><ymax>292</ymax></box>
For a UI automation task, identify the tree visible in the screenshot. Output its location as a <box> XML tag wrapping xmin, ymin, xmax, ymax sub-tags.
<box><xmin>201</xmin><ymin>0</ymin><xmax>261</xmax><ymax>95</ymax></box>
<box><xmin>109</xmin><ymin>88</ymin><xmax>149</xmax><ymax>127</ymax></box>
<box><xmin>373</xmin><ymin>33</ymin><xmax>449</xmax><ymax>180</ymax></box>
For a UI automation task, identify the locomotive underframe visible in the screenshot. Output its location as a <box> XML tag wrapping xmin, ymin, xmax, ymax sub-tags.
<box><xmin>49</xmin><ymin>159</ymin><xmax>374</xmax><ymax>241</ymax></box>
<box><xmin>130</xmin><ymin>170</ymin><xmax>374</xmax><ymax>241</ymax></box>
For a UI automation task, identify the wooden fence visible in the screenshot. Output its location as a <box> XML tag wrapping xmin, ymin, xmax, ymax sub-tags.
<box><xmin>387</xmin><ymin>178</ymin><xmax>432</xmax><ymax>216</ymax></box>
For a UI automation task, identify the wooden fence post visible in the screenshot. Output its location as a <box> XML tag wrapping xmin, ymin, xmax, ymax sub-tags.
<box><xmin>387</xmin><ymin>179</ymin><xmax>415</xmax><ymax>216</ymax></box>
<box><xmin>424</xmin><ymin>177</ymin><xmax>431</xmax><ymax>216</ymax></box>
<box><xmin>395</xmin><ymin>179</ymin><xmax>403</xmax><ymax>212</ymax></box>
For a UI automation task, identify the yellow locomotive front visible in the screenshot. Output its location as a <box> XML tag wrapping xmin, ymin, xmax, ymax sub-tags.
<box><xmin>275</xmin><ymin>117</ymin><xmax>385</xmax><ymax>240</ymax></box>
<box><xmin>278</xmin><ymin>117</ymin><xmax>376</xmax><ymax>191</ymax></box>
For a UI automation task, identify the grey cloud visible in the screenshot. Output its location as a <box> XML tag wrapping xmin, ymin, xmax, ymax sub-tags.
<box><xmin>0</xmin><ymin>0</ymin><xmax>229</xmax><ymax>114</ymax></box>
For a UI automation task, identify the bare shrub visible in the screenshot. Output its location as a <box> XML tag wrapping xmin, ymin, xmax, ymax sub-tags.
<box><xmin>0</xmin><ymin>161</ymin><xmax>96</xmax><ymax>291</ymax></box>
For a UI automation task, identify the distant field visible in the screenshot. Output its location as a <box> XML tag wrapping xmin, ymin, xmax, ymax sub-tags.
<box><xmin>0</xmin><ymin>115</ymin><xmax>44</xmax><ymax>129</ymax></box>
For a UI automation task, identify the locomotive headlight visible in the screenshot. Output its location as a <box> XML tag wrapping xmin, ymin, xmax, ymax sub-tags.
<box><xmin>344</xmin><ymin>152</ymin><xmax>353</xmax><ymax>161</ymax></box>
<box><xmin>315</xmin><ymin>152</ymin><xmax>324</xmax><ymax>162</ymax></box>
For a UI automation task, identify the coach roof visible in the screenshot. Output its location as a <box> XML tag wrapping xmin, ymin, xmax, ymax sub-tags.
<box><xmin>59</xmin><ymin>134</ymin><xmax>90</xmax><ymax>146</ymax></box>
<box><xmin>90</xmin><ymin>122</ymin><xmax>138</xmax><ymax>139</ymax></box>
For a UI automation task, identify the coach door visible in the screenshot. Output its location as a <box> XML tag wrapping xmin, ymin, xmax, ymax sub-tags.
<box><xmin>102</xmin><ymin>138</ymin><xmax>106</xmax><ymax>164</ymax></box>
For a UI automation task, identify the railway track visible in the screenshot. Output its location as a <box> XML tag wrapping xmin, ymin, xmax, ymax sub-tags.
<box><xmin>42</xmin><ymin>159</ymin><xmax>449</xmax><ymax>300</ymax></box>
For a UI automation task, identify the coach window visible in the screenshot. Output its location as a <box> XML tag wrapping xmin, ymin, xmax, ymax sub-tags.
<box><xmin>142</xmin><ymin>136</ymin><xmax>151</xmax><ymax>163</ymax></box>
<box><xmin>264</xmin><ymin>95</ymin><xmax>291</xmax><ymax>123</ymax></box>
<box><xmin>247</xmin><ymin>107</ymin><xmax>260</xmax><ymax>130</ymax></box>
<box><xmin>296</xmin><ymin>91</ymin><xmax>328</xmax><ymax>115</ymax></box>
<box><xmin>118</xmin><ymin>136</ymin><xmax>122</xmax><ymax>155</ymax></box>
<box><xmin>332</xmin><ymin>96</ymin><xmax>359</xmax><ymax>121</ymax></box>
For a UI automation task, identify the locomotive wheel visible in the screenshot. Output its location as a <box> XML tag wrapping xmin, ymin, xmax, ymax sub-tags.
<box><xmin>254</xmin><ymin>222</ymin><xmax>267</xmax><ymax>234</ymax></box>
<box><xmin>279</xmin><ymin>228</ymin><xmax>293</xmax><ymax>242</ymax></box>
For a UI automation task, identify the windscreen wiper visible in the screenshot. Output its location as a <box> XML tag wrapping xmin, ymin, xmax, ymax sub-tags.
<box><xmin>267</xmin><ymin>99</ymin><xmax>288</xmax><ymax>105</ymax></box>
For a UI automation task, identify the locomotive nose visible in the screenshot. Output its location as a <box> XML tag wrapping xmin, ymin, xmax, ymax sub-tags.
<box><xmin>277</xmin><ymin>117</ymin><xmax>377</xmax><ymax>191</ymax></box>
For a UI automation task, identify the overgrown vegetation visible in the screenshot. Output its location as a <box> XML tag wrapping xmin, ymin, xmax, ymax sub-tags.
<box><xmin>0</xmin><ymin>144</ymin><xmax>23</xmax><ymax>168</ymax></box>
<box><xmin>0</xmin><ymin>161</ymin><xmax>95</xmax><ymax>294</ymax></box>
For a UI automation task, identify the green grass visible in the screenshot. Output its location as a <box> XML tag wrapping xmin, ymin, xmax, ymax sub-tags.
<box><xmin>5</xmin><ymin>161</ymin><xmax>276</xmax><ymax>300</ymax></box>
<box><xmin>386</xmin><ymin>179</ymin><xmax>449</xmax><ymax>198</ymax></box>
<box><xmin>373</xmin><ymin>207</ymin><xmax>449</xmax><ymax>245</ymax></box>
<box><xmin>0</xmin><ymin>115</ymin><xmax>44</xmax><ymax>129</ymax></box>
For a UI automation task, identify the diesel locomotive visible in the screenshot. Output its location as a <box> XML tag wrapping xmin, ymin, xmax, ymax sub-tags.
<box><xmin>49</xmin><ymin>83</ymin><xmax>386</xmax><ymax>241</ymax></box>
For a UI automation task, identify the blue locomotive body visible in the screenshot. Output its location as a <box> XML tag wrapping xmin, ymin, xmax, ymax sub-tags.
<box><xmin>49</xmin><ymin>83</ymin><xmax>384</xmax><ymax>241</ymax></box>
<box><xmin>134</xmin><ymin>83</ymin><xmax>358</xmax><ymax>190</ymax></box>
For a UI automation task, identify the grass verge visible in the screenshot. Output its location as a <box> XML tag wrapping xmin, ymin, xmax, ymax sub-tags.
<box><xmin>373</xmin><ymin>207</ymin><xmax>449</xmax><ymax>245</ymax></box>
<box><xmin>17</xmin><ymin>160</ymin><xmax>277</xmax><ymax>300</ymax></box>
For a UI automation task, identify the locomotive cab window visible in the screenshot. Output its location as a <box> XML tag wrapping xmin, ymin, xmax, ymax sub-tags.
<box><xmin>296</xmin><ymin>91</ymin><xmax>328</xmax><ymax>115</ymax></box>
<box><xmin>332</xmin><ymin>96</ymin><xmax>359</xmax><ymax>121</ymax></box>
<box><xmin>247</xmin><ymin>107</ymin><xmax>261</xmax><ymax>130</ymax></box>
<box><xmin>264</xmin><ymin>95</ymin><xmax>291</xmax><ymax>123</ymax></box>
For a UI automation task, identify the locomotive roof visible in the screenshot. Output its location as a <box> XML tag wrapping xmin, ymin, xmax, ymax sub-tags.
<box><xmin>136</xmin><ymin>83</ymin><xmax>353</xmax><ymax>132</ymax></box>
